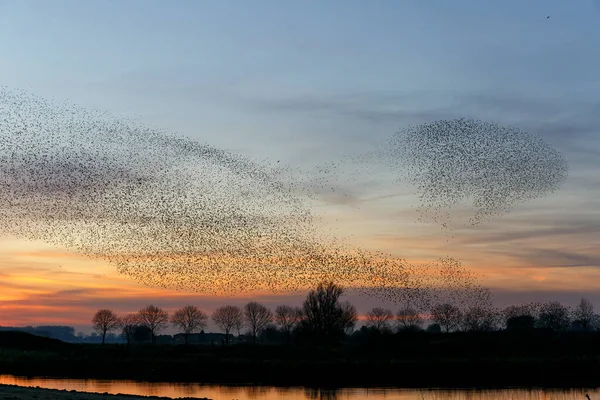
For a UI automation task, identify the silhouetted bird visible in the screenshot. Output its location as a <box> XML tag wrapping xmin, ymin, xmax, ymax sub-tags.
<box><xmin>586</xmin><ymin>394</ymin><xmax>591</xmax><ymax>400</ymax></box>
<box><xmin>0</xmin><ymin>87</ymin><xmax>568</xmax><ymax>307</ymax></box>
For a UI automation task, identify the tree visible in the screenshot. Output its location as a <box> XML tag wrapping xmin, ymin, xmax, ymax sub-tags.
<box><xmin>573</xmin><ymin>298</ymin><xmax>594</xmax><ymax>331</ymax></box>
<box><xmin>274</xmin><ymin>305</ymin><xmax>302</xmax><ymax>342</ymax></box>
<box><xmin>340</xmin><ymin>301</ymin><xmax>358</xmax><ymax>334</ymax></box>
<box><xmin>132</xmin><ymin>325</ymin><xmax>152</xmax><ymax>343</ymax></box>
<box><xmin>302</xmin><ymin>281</ymin><xmax>355</xmax><ymax>343</ymax></box>
<box><xmin>92</xmin><ymin>309</ymin><xmax>119</xmax><ymax>345</ymax></box>
<box><xmin>137</xmin><ymin>305</ymin><xmax>169</xmax><ymax>344</ymax></box>
<box><xmin>426</xmin><ymin>323</ymin><xmax>441</xmax><ymax>333</ymax></box>
<box><xmin>233</xmin><ymin>313</ymin><xmax>245</xmax><ymax>337</ymax></box>
<box><xmin>431</xmin><ymin>303</ymin><xmax>462</xmax><ymax>333</ymax></box>
<box><xmin>537</xmin><ymin>301</ymin><xmax>570</xmax><ymax>332</ymax></box>
<box><xmin>118</xmin><ymin>314</ymin><xmax>138</xmax><ymax>345</ymax></box>
<box><xmin>171</xmin><ymin>305</ymin><xmax>208</xmax><ymax>345</ymax></box>
<box><xmin>365</xmin><ymin>307</ymin><xmax>394</xmax><ymax>332</ymax></box>
<box><xmin>462</xmin><ymin>306</ymin><xmax>499</xmax><ymax>332</ymax></box>
<box><xmin>244</xmin><ymin>302</ymin><xmax>273</xmax><ymax>344</ymax></box>
<box><xmin>212</xmin><ymin>305</ymin><xmax>244</xmax><ymax>345</ymax></box>
<box><xmin>396</xmin><ymin>307</ymin><xmax>423</xmax><ymax>331</ymax></box>
<box><xmin>506</xmin><ymin>315</ymin><xmax>535</xmax><ymax>332</ymax></box>
<box><xmin>503</xmin><ymin>303</ymin><xmax>540</xmax><ymax>330</ymax></box>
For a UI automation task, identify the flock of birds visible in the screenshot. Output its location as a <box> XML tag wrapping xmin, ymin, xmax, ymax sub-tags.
<box><xmin>0</xmin><ymin>87</ymin><xmax>568</xmax><ymax>312</ymax></box>
<box><xmin>387</xmin><ymin>118</ymin><xmax>568</xmax><ymax>228</ymax></box>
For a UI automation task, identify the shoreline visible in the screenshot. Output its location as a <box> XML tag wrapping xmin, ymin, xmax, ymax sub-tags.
<box><xmin>0</xmin><ymin>384</ymin><xmax>211</xmax><ymax>400</ymax></box>
<box><xmin>3</xmin><ymin>358</ymin><xmax>600</xmax><ymax>389</ymax></box>
<box><xmin>4</xmin><ymin>331</ymin><xmax>600</xmax><ymax>389</ymax></box>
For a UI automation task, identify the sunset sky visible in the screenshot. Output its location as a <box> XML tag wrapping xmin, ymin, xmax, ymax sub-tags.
<box><xmin>1</xmin><ymin>0</ymin><xmax>600</xmax><ymax>333</ymax></box>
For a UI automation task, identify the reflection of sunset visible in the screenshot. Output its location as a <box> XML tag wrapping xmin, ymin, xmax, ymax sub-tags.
<box><xmin>0</xmin><ymin>375</ymin><xmax>598</xmax><ymax>400</ymax></box>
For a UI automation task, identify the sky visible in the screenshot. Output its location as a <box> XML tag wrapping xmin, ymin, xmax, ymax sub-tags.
<box><xmin>1</xmin><ymin>0</ymin><xmax>600</xmax><ymax>333</ymax></box>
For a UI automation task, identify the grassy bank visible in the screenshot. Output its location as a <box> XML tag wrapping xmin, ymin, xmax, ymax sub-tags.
<box><xmin>2</xmin><ymin>331</ymin><xmax>600</xmax><ymax>387</ymax></box>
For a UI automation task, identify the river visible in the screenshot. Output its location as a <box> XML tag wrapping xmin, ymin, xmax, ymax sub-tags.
<box><xmin>0</xmin><ymin>375</ymin><xmax>596</xmax><ymax>400</ymax></box>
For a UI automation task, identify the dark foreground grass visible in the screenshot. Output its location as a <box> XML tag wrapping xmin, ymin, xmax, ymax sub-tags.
<box><xmin>2</xmin><ymin>331</ymin><xmax>600</xmax><ymax>388</ymax></box>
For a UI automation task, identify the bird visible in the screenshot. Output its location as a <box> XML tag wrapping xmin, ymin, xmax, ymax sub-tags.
<box><xmin>547</xmin><ymin>15</ymin><xmax>550</xmax><ymax>19</ymax></box>
<box><xmin>0</xmin><ymin>87</ymin><xmax>567</xmax><ymax>306</ymax></box>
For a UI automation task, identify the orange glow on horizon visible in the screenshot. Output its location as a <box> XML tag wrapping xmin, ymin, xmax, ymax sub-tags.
<box><xmin>2</xmin><ymin>224</ymin><xmax>600</xmax><ymax>330</ymax></box>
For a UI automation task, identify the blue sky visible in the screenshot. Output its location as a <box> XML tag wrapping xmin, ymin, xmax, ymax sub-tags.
<box><xmin>1</xmin><ymin>0</ymin><xmax>600</xmax><ymax>328</ymax></box>
<box><xmin>2</xmin><ymin>0</ymin><xmax>598</xmax><ymax>157</ymax></box>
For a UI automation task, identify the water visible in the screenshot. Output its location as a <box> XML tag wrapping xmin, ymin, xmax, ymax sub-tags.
<box><xmin>0</xmin><ymin>375</ymin><xmax>596</xmax><ymax>400</ymax></box>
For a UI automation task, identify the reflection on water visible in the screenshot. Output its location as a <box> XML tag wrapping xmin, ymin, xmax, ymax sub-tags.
<box><xmin>0</xmin><ymin>375</ymin><xmax>597</xmax><ymax>400</ymax></box>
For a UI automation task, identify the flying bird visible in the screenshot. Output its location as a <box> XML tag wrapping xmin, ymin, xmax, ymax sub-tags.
<box><xmin>0</xmin><ymin>88</ymin><xmax>566</xmax><ymax>309</ymax></box>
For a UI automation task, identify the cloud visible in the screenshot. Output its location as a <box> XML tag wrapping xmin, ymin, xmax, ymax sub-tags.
<box><xmin>492</xmin><ymin>288</ymin><xmax>600</xmax><ymax>309</ymax></box>
<box><xmin>238</xmin><ymin>91</ymin><xmax>460</xmax><ymax>126</ymax></box>
<box><xmin>456</xmin><ymin>214</ymin><xmax>600</xmax><ymax>245</ymax></box>
<box><xmin>234</xmin><ymin>89</ymin><xmax>600</xmax><ymax>153</ymax></box>
<box><xmin>504</xmin><ymin>248</ymin><xmax>600</xmax><ymax>269</ymax></box>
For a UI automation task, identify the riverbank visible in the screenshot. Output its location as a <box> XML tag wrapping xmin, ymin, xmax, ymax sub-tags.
<box><xmin>4</xmin><ymin>330</ymin><xmax>600</xmax><ymax>388</ymax></box>
<box><xmin>3</xmin><ymin>357</ymin><xmax>600</xmax><ymax>388</ymax></box>
<box><xmin>0</xmin><ymin>384</ymin><xmax>211</xmax><ymax>400</ymax></box>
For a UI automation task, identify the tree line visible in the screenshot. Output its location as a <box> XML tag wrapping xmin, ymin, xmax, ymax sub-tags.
<box><xmin>93</xmin><ymin>281</ymin><xmax>357</xmax><ymax>345</ymax></box>
<box><xmin>92</xmin><ymin>282</ymin><xmax>600</xmax><ymax>345</ymax></box>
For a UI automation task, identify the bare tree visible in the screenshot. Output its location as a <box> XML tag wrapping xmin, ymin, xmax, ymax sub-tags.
<box><xmin>275</xmin><ymin>305</ymin><xmax>302</xmax><ymax>341</ymax></box>
<box><xmin>137</xmin><ymin>305</ymin><xmax>169</xmax><ymax>344</ymax></box>
<box><xmin>212</xmin><ymin>305</ymin><xmax>243</xmax><ymax>344</ymax></box>
<box><xmin>537</xmin><ymin>301</ymin><xmax>571</xmax><ymax>332</ymax></box>
<box><xmin>303</xmin><ymin>281</ymin><xmax>356</xmax><ymax>343</ymax></box>
<box><xmin>502</xmin><ymin>302</ymin><xmax>541</xmax><ymax>330</ymax></box>
<box><xmin>573</xmin><ymin>298</ymin><xmax>594</xmax><ymax>331</ymax></box>
<box><xmin>366</xmin><ymin>307</ymin><xmax>394</xmax><ymax>332</ymax></box>
<box><xmin>92</xmin><ymin>309</ymin><xmax>119</xmax><ymax>345</ymax></box>
<box><xmin>340</xmin><ymin>301</ymin><xmax>358</xmax><ymax>334</ymax></box>
<box><xmin>244</xmin><ymin>302</ymin><xmax>273</xmax><ymax>344</ymax></box>
<box><xmin>233</xmin><ymin>315</ymin><xmax>244</xmax><ymax>337</ymax></box>
<box><xmin>431</xmin><ymin>303</ymin><xmax>462</xmax><ymax>333</ymax></box>
<box><xmin>118</xmin><ymin>314</ymin><xmax>138</xmax><ymax>346</ymax></box>
<box><xmin>396</xmin><ymin>307</ymin><xmax>423</xmax><ymax>331</ymax></box>
<box><xmin>171</xmin><ymin>305</ymin><xmax>208</xmax><ymax>344</ymax></box>
<box><xmin>462</xmin><ymin>306</ymin><xmax>499</xmax><ymax>332</ymax></box>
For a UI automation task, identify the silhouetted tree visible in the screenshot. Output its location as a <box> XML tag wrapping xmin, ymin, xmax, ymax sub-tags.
<box><xmin>431</xmin><ymin>303</ymin><xmax>462</xmax><ymax>333</ymax></box>
<box><xmin>366</xmin><ymin>307</ymin><xmax>394</xmax><ymax>332</ymax></box>
<box><xmin>396</xmin><ymin>307</ymin><xmax>423</xmax><ymax>331</ymax></box>
<box><xmin>118</xmin><ymin>314</ymin><xmax>138</xmax><ymax>345</ymax></box>
<box><xmin>137</xmin><ymin>305</ymin><xmax>169</xmax><ymax>344</ymax></box>
<box><xmin>426</xmin><ymin>323</ymin><xmax>441</xmax><ymax>333</ymax></box>
<box><xmin>340</xmin><ymin>301</ymin><xmax>358</xmax><ymax>334</ymax></box>
<box><xmin>260</xmin><ymin>323</ymin><xmax>284</xmax><ymax>343</ymax></box>
<box><xmin>234</xmin><ymin>315</ymin><xmax>245</xmax><ymax>338</ymax></box>
<box><xmin>573</xmin><ymin>298</ymin><xmax>595</xmax><ymax>331</ymax></box>
<box><xmin>244</xmin><ymin>301</ymin><xmax>272</xmax><ymax>344</ymax></box>
<box><xmin>275</xmin><ymin>305</ymin><xmax>302</xmax><ymax>342</ymax></box>
<box><xmin>503</xmin><ymin>303</ymin><xmax>540</xmax><ymax>330</ymax></box>
<box><xmin>462</xmin><ymin>306</ymin><xmax>499</xmax><ymax>332</ymax></box>
<box><xmin>171</xmin><ymin>305</ymin><xmax>208</xmax><ymax>345</ymax></box>
<box><xmin>537</xmin><ymin>301</ymin><xmax>570</xmax><ymax>332</ymax></box>
<box><xmin>212</xmin><ymin>305</ymin><xmax>243</xmax><ymax>345</ymax></box>
<box><xmin>132</xmin><ymin>325</ymin><xmax>152</xmax><ymax>343</ymax></box>
<box><xmin>506</xmin><ymin>315</ymin><xmax>535</xmax><ymax>332</ymax></box>
<box><xmin>92</xmin><ymin>309</ymin><xmax>119</xmax><ymax>345</ymax></box>
<box><xmin>302</xmin><ymin>281</ymin><xmax>355</xmax><ymax>343</ymax></box>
